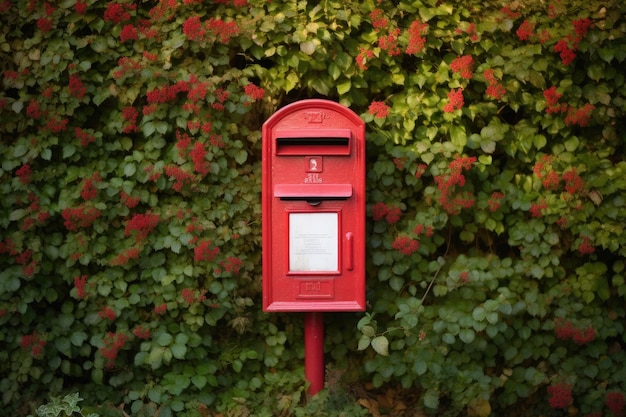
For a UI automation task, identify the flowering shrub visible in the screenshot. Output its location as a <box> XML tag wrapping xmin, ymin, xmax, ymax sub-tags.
<box><xmin>1</xmin><ymin>0</ymin><xmax>625</xmax><ymax>416</ymax></box>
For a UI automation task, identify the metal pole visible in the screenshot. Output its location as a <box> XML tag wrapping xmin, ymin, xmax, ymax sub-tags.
<box><xmin>304</xmin><ymin>312</ymin><xmax>324</xmax><ymax>395</ymax></box>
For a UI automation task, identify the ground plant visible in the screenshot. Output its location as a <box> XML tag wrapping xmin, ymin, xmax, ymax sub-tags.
<box><xmin>1</xmin><ymin>0</ymin><xmax>626</xmax><ymax>416</ymax></box>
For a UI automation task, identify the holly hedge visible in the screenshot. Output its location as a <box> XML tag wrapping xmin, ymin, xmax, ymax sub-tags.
<box><xmin>1</xmin><ymin>0</ymin><xmax>625</xmax><ymax>416</ymax></box>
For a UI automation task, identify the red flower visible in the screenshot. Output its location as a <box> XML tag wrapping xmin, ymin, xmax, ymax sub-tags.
<box><xmin>120</xmin><ymin>24</ymin><xmax>138</xmax><ymax>42</ymax></box>
<box><xmin>392</xmin><ymin>236</ymin><xmax>419</xmax><ymax>256</ymax></box>
<box><xmin>378</xmin><ymin>28</ymin><xmax>401</xmax><ymax>56</ymax></box>
<box><xmin>547</xmin><ymin>383</ymin><xmax>573</xmax><ymax>409</ymax></box>
<box><xmin>562</xmin><ymin>168</ymin><xmax>585</xmax><ymax>194</ymax></box>
<box><xmin>368</xmin><ymin>101</ymin><xmax>390</xmax><ymax>118</ymax></box>
<box><xmin>61</xmin><ymin>205</ymin><xmax>101</xmax><ymax>231</ymax></box>
<box><xmin>104</xmin><ymin>2</ymin><xmax>134</xmax><ymax>24</ymax></box>
<box><xmin>356</xmin><ymin>48</ymin><xmax>374</xmax><ymax>71</ymax></box>
<box><xmin>183</xmin><ymin>15</ymin><xmax>205</xmax><ymax>41</ymax></box>
<box><xmin>606</xmin><ymin>392</ymin><xmax>625</xmax><ymax>417</ymax></box>
<box><xmin>133</xmin><ymin>326</ymin><xmax>151</xmax><ymax>339</ymax></box>
<box><xmin>122</xmin><ymin>106</ymin><xmax>139</xmax><ymax>133</ymax></box>
<box><xmin>577</xmin><ymin>236</ymin><xmax>595</xmax><ymax>255</ymax></box>
<box><xmin>554</xmin><ymin>39</ymin><xmax>576</xmax><ymax>65</ymax></box>
<box><xmin>194</xmin><ymin>240</ymin><xmax>220</xmax><ymax>262</ymax></box>
<box><xmin>564</xmin><ymin>103</ymin><xmax>595</xmax><ymax>127</ymax></box>
<box><xmin>125</xmin><ymin>213</ymin><xmax>160</xmax><ymax>242</ymax></box>
<box><xmin>406</xmin><ymin>20</ymin><xmax>428</xmax><ymax>54</ymax></box>
<box><xmin>370</xmin><ymin>9</ymin><xmax>388</xmax><ymax>30</ymax></box>
<box><xmin>164</xmin><ymin>165</ymin><xmax>194</xmax><ymax>191</ymax></box>
<box><xmin>75</xmin><ymin>0</ymin><xmax>87</xmax><ymax>14</ymax></box>
<box><xmin>573</xmin><ymin>18</ymin><xmax>592</xmax><ymax>40</ymax></box>
<box><xmin>75</xmin><ymin>127</ymin><xmax>96</xmax><ymax>147</ymax></box>
<box><xmin>221</xmin><ymin>256</ymin><xmax>243</xmax><ymax>274</ymax></box>
<box><xmin>372</xmin><ymin>202</ymin><xmax>388</xmax><ymax>221</ymax></box>
<box><xmin>21</xmin><ymin>332</ymin><xmax>47</xmax><ymax>358</ymax></box>
<box><xmin>26</xmin><ymin>99</ymin><xmax>42</xmax><ymax>119</ymax></box>
<box><xmin>37</xmin><ymin>17</ymin><xmax>53</xmax><ymax>32</ymax></box>
<box><xmin>100</xmin><ymin>332</ymin><xmax>128</xmax><ymax>368</ymax></box>
<box><xmin>488</xmin><ymin>192</ymin><xmax>505</xmax><ymax>212</ymax></box>
<box><xmin>443</xmin><ymin>88</ymin><xmax>464</xmax><ymax>113</ymax></box>
<box><xmin>516</xmin><ymin>20</ymin><xmax>535</xmax><ymax>41</ymax></box>
<box><xmin>98</xmin><ymin>306</ymin><xmax>116</xmax><ymax>321</ymax></box>
<box><xmin>74</xmin><ymin>275</ymin><xmax>88</xmax><ymax>299</ymax></box>
<box><xmin>154</xmin><ymin>303</ymin><xmax>167</xmax><ymax>315</ymax></box>
<box><xmin>80</xmin><ymin>173</ymin><xmax>100</xmax><ymax>201</ymax></box>
<box><xmin>68</xmin><ymin>74</ymin><xmax>87</xmax><ymax>99</ymax></box>
<box><xmin>486</xmin><ymin>83</ymin><xmax>506</xmax><ymax>100</ymax></box>
<box><xmin>529</xmin><ymin>199</ymin><xmax>548</xmax><ymax>218</ymax></box>
<box><xmin>450</xmin><ymin>55</ymin><xmax>474</xmax><ymax>79</ymax></box>
<box><xmin>110</xmin><ymin>247</ymin><xmax>141</xmax><ymax>266</ymax></box>
<box><xmin>190</xmin><ymin>141</ymin><xmax>210</xmax><ymax>175</ymax></box>
<box><xmin>385</xmin><ymin>206</ymin><xmax>402</xmax><ymax>224</ymax></box>
<box><xmin>16</xmin><ymin>164</ymin><xmax>32</xmax><ymax>184</ymax></box>
<box><xmin>120</xmin><ymin>191</ymin><xmax>140</xmax><ymax>208</ymax></box>
<box><xmin>244</xmin><ymin>83</ymin><xmax>265</xmax><ymax>101</ymax></box>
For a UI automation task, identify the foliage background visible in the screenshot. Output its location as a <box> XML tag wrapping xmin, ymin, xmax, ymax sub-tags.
<box><xmin>1</xmin><ymin>0</ymin><xmax>626</xmax><ymax>416</ymax></box>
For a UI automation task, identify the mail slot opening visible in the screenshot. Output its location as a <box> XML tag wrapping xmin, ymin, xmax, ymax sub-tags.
<box><xmin>275</xmin><ymin>129</ymin><xmax>351</xmax><ymax>155</ymax></box>
<box><xmin>274</xmin><ymin>184</ymin><xmax>353</xmax><ymax>201</ymax></box>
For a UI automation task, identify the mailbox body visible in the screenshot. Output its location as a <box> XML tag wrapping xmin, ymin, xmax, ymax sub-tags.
<box><xmin>262</xmin><ymin>99</ymin><xmax>366</xmax><ymax>312</ymax></box>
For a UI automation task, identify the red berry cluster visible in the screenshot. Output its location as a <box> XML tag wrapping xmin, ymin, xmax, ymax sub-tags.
<box><xmin>577</xmin><ymin>236</ymin><xmax>595</xmax><ymax>255</ymax></box>
<box><xmin>606</xmin><ymin>392</ymin><xmax>625</xmax><ymax>417</ymax></box>
<box><xmin>406</xmin><ymin>20</ymin><xmax>429</xmax><ymax>55</ymax></box>
<box><xmin>21</xmin><ymin>331</ymin><xmax>47</xmax><ymax>358</ymax></box>
<box><xmin>443</xmin><ymin>88</ymin><xmax>464</xmax><ymax>113</ymax></box>
<box><xmin>484</xmin><ymin>69</ymin><xmax>506</xmax><ymax>100</ymax></box>
<box><xmin>547</xmin><ymin>383</ymin><xmax>573</xmax><ymax>409</ymax></box>
<box><xmin>74</xmin><ymin>275</ymin><xmax>88</xmax><ymax>299</ymax></box>
<box><xmin>392</xmin><ymin>236</ymin><xmax>419</xmax><ymax>256</ymax></box>
<box><xmin>554</xmin><ymin>318</ymin><xmax>596</xmax><ymax>345</ymax></box>
<box><xmin>450</xmin><ymin>55</ymin><xmax>474</xmax><ymax>79</ymax></box>
<box><xmin>220</xmin><ymin>256</ymin><xmax>243</xmax><ymax>274</ymax></box>
<box><xmin>132</xmin><ymin>325</ymin><xmax>151</xmax><ymax>340</ymax></box>
<box><xmin>75</xmin><ymin>127</ymin><xmax>96</xmax><ymax>147</ymax></box>
<box><xmin>125</xmin><ymin>213</ymin><xmax>160</xmax><ymax>242</ymax></box>
<box><xmin>182</xmin><ymin>15</ymin><xmax>239</xmax><ymax>44</ymax></box>
<box><xmin>61</xmin><ymin>205</ymin><xmax>102</xmax><ymax>231</ymax></box>
<box><xmin>164</xmin><ymin>165</ymin><xmax>194</xmax><ymax>192</ymax></box>
<box><xmin>110</xmin><ymin>247</ymin><xmax>141</xmax><ymax>266</ymax></box>
<box><xmin>181</xmin><ymin>288</ymin><xmax>206</xmax><ymax>304</ymax></box>
<box><xmin>104</xmin><ymin>2</ymin><xmax>135</xmax><ymax>24</ymax></box>
<box><xmin>368</xmin><ymin>101</ymin><xmax>390</xmax><ymax>118</ymax></box>
<box><xmin>194</xmin><ymin>239</ymin><xmax>220</xmax><ymax>262</ymax></box>
<box><xmin>516</xmin><ymin>19</ymin><xmax>535</xmax><ymax>41</ymax></box>
<box><xmin>553</xmin><ymin>18</ymin><xmax>592</xmax><ymax>66</ymax></box>
<box><xmin>98</xmin><ymin>306</ymin><xmax>116</xmax><ymax>321</ymax></box>
<box><xmin>371</xmin><ymin>202</ymin><xmax>402</xmax><ymax>224</ymax></box>
<box><xmin>433</xmin><ymin>156</ymin><xmax>477</xmax><ymax>214</ymax></box>
<box><xmin>68</xmin><ymin>74</ymin><xmax>87</xmax><ymax>99</ymax></box>
<box><xmin>100</xmin><ymin>332</ymin><xmax>128</xmax><ymax>368</ymax></box>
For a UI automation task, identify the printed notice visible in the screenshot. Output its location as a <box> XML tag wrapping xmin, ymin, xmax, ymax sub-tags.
<box><xmin>289</xmin><ymin>213</ymin><xmax>338</xmax><ymax>272</ymax></box>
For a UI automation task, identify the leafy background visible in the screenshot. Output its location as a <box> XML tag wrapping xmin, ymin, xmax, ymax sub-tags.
<box><xmin>1</xmin><ymin>0</ymin><xmax>626</xmax><ymax>416</ymax></box>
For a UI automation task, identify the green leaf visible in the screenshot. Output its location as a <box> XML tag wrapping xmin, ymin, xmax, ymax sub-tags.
<box><xmin>459</xmin><ymin>329</ymin><xmax>475</xmax><ymax>344</ymax></box>
<box><xmin>171</xmin><ymin>343</ymin><xmax>187</xmax><ymax>359</ymax></box>
<box><xmin>156</xmin><ymin>332</ymin><xmax>173</xmax><ymax>347</ymax></box>
<box><xmin>357</xmin><ymin>335</ymin><xmax>371</xmax><ymax>351</ymax></box>
<box><xmin>371</xmin><ymin>336</ymin><xmax>389</xmax><ymax>356</ymax></box>
<box><xmin>423</xmin><ymin>389</ymin><xmax>440</xmax><ymax>409</ymax></box>
<box><xmin>450</xmin><ymin>125</ymin><xmax>467</xmax><ymax>148</ymax></box>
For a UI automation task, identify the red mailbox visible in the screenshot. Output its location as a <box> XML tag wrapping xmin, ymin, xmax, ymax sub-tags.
<box><xmin>262</xmin><ymin>99</ymin><xmax>366</xmax><ymax>312</ymax></box>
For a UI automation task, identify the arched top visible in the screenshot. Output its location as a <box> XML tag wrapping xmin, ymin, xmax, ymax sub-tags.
<box><xmin>263</xmin><ymin>99</ymin><xmax>364</xmax><ymax>131</ymax></box>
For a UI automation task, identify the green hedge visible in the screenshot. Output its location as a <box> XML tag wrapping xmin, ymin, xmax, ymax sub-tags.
<box><xmin>1</xmin><ymin>0</ymin><xmax>625</xmax><ymax>415</ymax></box>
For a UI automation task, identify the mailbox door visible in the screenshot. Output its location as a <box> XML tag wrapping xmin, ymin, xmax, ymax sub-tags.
<box><xmin>262</xmin><ymin>99</ymin><xmax>365</xmax><ymax>312</ymax></box>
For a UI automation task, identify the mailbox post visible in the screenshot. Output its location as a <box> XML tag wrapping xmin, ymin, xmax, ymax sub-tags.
<box><xmin>262</xmin><ymin>99</ymin><xmax>366</xmax><ymax>395</ymax></box>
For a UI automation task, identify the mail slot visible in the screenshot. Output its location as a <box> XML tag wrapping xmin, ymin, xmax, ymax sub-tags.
<box><xmin>262</xmin><ymin>99</ymin><xmax>366</xmax><ymax>312</ymax></box>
